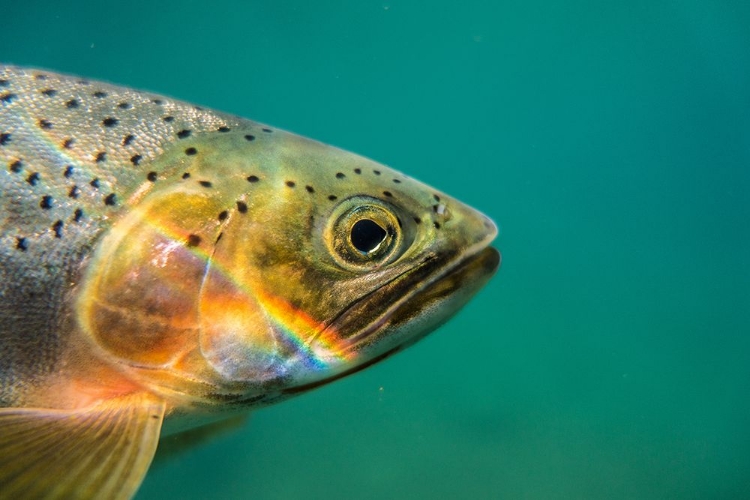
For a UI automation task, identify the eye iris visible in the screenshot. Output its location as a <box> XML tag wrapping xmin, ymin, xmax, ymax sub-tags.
<box><xmin>350</xmin><ymin>219</ymin><xmax>387</xmax><ymax>254</ymax></box>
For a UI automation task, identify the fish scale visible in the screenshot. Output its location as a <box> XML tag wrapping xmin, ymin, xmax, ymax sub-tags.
<box><xmin>0</xmin><ymin>66</ymin><xmax>246</xmax><ymax>406</ymax></box>
<box><xmin>0</xmin><ymin>65</ymin><xmax>499</xmax><ymax>499</ymax></box>
<box><xmin>0</xmin><ymin>65</ymin><xmax>244</xmax><ymax>242</ymax></box>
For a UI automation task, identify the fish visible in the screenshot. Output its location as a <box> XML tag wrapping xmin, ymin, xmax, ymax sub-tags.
<box><xmin>0</xmin><ymin>65</ymin><xmax>500</xmax><ymax>499</ymax></box>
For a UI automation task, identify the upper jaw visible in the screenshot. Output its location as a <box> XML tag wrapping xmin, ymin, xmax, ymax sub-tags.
<box><xmin>371</xmin><ymin>244</ymin><xmax>501</xmax><ymax>348</ymax></box>
<box><xmin>314</xmin><ymin>229</ymin><xmax>500</xmax><ymax>361</ymax></box>
<box><xmin>286</xmin><ymin>244</ymin><xmax>500</xmax><ymax>394</ymax></box>
<box><xmin>290</xmin><ymin>205</ymin><xmax>500</xmax><ymax>385</ymax></box>
<box><xmin>342</xmin><ymin>209</ymin><xmax>499</xmax><ymax>349</ymax></box>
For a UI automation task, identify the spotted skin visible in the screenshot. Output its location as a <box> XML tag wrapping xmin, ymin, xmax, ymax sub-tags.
<box><xmin>1</xmin><ymin>66</ymin><xmax>245</xmax><ymax>406</ymax></box>
<box><xmin>0</xmin><ymin>65</ymin><xmax>499</xmax><ymax>498</ymax></box>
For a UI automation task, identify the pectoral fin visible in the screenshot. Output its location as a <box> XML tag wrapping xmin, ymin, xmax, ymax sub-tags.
<box><xmin>0</xmin><ymin>392</ymin><xmax>166</xmax><ymax>500</ymax></box>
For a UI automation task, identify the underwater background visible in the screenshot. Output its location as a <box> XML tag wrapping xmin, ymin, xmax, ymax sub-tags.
<box><xmin>3</xmin><ymin>1</ymin><xmax>749</xmax><ymax>498</ymax></box>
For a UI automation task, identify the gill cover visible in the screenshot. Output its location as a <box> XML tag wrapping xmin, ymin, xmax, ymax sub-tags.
<box><xmin>77</xmin><ymin>184</ymin><xmax>285</xmax><ymax>386</ymax></box>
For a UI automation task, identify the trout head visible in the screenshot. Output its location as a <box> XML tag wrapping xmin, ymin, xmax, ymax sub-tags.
<box><xmin>77</xmin><ymin>126</ymin><xmax>499</xmax><ymax>407</ymax></box>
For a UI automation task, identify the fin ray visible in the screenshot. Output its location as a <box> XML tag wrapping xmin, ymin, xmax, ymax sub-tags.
<box><xmin>0</xmin><ymin>392</ymin><xmax>166</xmax><ymax>500</ymax></box>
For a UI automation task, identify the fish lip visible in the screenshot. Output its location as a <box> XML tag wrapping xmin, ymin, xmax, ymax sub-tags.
<box><xmin>320</xmin><ymin>239</ymin><xmax>501</xmax><ymax>354</ymax></box>
<box><xmin>283</xmin><ymin>245</ymin><xmax>499</xmax><ymax>396</ymax></box>
<box><xmin>326</xmin><ymin>255</ymin><xmax>441</xmax><ymax>348</ymax></box>
<box><xmin>396</xmin><ymin>245</ymin><xmax>500</xmax><ymax>323</ymax></box>
<box><xmin>303</xmin><ymin>255</ymin><xmax>438</xmax><ymax>348</ymax></box>
<box><xmin>371</xmin><ymin>244</ymin><xmax>501</xmax><ymax>340</ymax></box>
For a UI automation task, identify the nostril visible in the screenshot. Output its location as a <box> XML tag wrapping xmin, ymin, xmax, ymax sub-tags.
<box><xmin>432</xmin><ymin>203</ymin><xmax>452</xmax><ymax>222</ymax></box>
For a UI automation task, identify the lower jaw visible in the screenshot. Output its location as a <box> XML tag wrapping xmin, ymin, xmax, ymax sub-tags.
<box><xmin>281</xmin><ymin>246</ymin><xmax>500</xmax><ymax>396</ymax></box>
<box><xmin>280</xmin><ymin>345</ymin><xmax>402</xmax><ymax>396</ymax></box>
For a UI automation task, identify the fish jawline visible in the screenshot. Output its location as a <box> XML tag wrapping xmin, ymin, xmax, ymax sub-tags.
<box><xmin>345</xmin><ymin>244</ymin><xmax>500</xmax><ymax>350</ymax></box>
<box><xmin>283</xmin><ymin>245</ymin><xmax>499</xmax><ymax>396</ymax></box>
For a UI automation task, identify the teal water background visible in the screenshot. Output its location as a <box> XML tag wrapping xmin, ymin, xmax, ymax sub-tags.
<box><xmin>3</xmin><ymin>1</ymin><xmax>749</xmax><ymax>498</ymax></box>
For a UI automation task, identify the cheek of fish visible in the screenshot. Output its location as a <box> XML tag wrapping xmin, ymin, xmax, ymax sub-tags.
<box><xmin>0</xmin><ymin>65</ymin><xmax>499</xmax><ymax>500</ymax></box>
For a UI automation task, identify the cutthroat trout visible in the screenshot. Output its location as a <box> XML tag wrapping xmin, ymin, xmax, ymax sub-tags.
<box><xmin>0</xmin><ymin>66</ymin><xmax>499</xmax><ymax>499</ymax></box>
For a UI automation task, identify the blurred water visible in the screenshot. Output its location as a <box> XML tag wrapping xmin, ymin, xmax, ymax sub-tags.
<box><xmin>3</xmin><ymin>1</ymin><xmax>749</xmax><ymax>498</ymax></box>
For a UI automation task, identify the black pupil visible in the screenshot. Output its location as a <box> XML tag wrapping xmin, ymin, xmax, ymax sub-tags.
<box><xmin>351</xmin><ymin>219</ymin><xmax>387</xmax><ymax>254</ymax></box>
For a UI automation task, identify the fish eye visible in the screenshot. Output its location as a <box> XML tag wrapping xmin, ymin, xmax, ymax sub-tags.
<box><xmin>327</xmin><ymin>197</ymin><xmax>406</xmax><ymax>271</ymax></box>
<box><xmin>350</xmin><ymin>219</ymin><xmax>387</xmax><ymax>254</ymax></box>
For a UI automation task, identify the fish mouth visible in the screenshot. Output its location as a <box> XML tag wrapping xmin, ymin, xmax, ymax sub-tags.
<box><xmin>384</xmin><ymin>245</ymin><xmax>501</xmax><ymax>339</ymax></box>
<box><xmin>317</xmin><ymin>241</ymin><xmax>501</xmax><ymax>358</ymax></box>
<box><xmin>283</xmin><ymin>245</ymin><xmax>500</xmax><ymax>395</ymax></box>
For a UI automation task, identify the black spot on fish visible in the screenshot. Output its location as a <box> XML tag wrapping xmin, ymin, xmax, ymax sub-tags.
<box><xmin>433</xmin><ymin>221</ymin><xmax>441</xmax><ymax>229</ymax></box>
<box><xmin>185</xmin><ymin>147</ymin><xmax>197</xmax><ymax>156</ymax></box>
<box><xmin>40</xmin><ymin>195</ymin><xmax>53</xmax><ymax>209</ymax></box>
<box><xmin>305</xmin><ymin>185</ymin><xmax>315</xmax><ymax>193</ymax></box>
<box><xmin>393</xmin><ymin>179</ymin><xmax>401</xmax><ymax>184</ymax></box>
<box><xmin>354</xmin><ymin>168</ymin><xmax>362</xmax><ymax>174</ymax></box>
<box><xmin>0</xmin><ymin>93</ymin><xmax>17</xmax><ymax>104</ymax></box>
<box><xmin>118</xmin><ymin>102</ymin><xmax>131</xmax><ymax>109</ymax></box>
<box><xmin>131</xmin><ymin>154</ymin><xmax>143</xmax><ymax>166</ymax></box>
<box><xmin>104</xmin><ymin>193</ymin><xmax>117</xmax><ymax>206</ymax></box>
<box><xmin>383</xmin><ymin>191</ymin><xmax>393</xmax><ymax>197</ymax></box>
<box><xmin>373</xmin><ymin>170</ymin><xmax>381</xmax><ymax>175</ymax></box>
<box><xmin>163</xmin><ymin>116</ymin><xmax>174</xmax><ymax>123</ymax></box>
<box><xmin>152</xmin><ymin>99</ymin><xmax>164</xmax><ymax>105</ymax></box>
<box><xmin>0</xmin><ymin>133</ymin><xmax>11</xmax><ymax>145</ymax></box>
<box><xmin>95</xmin><ymin>152</ymin><xmax>107</xmax><ymax>163</ymax></box>
<box><xmin>62</xmin><ymin>138</ymin><xmax>74</xmax><ymax>149</ymax></box>
<box><xmin>218</xmin><ymin>126</ymin><xmax>231</xmax><ymax>132</ymax></box>
<box><xmin>414</xmin><ymin>216</ymin><xmax>422</xmax><ymax>224</ymax></box>
<box><xmin>9</xmin><ymin>160</ymin><xmax>23</xmax><ymax>173</ymax></box>
<box><xmin>41</xmin><ymin>89</ymin><xmax>57</xmax><ymax>97</ymax></box>
<box><xmin>122</xmin><ymin>134</ymin><xmax>135</xmax><ymax>146</ymax></box>
<box><xmin>182</xmin><ymin>172</ymin><xmax>191</xmax><ymax>179</ymax></box>
<box><xmin>38</xmin><ymin>119</ymin><xmax>53</xmax><ymax>130</ymax></box>
<box><xmin>247</xmin><ymin>175</ymin><xmax>259</xmax><ymax>183</ymax></box>
<box><xmin>433</xmin><ymin>194</ymin><xmax>441</xmax><ymax>202</ymax></box>
<box><xmin>52</xmin><ymin>220</ymin><xmax>63</xmax><ymax>238</ymax></box>
<box><xmin>27</xmin><ymin>172</ymin><xmax>40</xmax><ymax>186</ymax></box>
<box><xmin>186</xmin><ymin>234</ymin><xmax>201</xmax><ymax>247</ymax></box>
<box><xmin>64</xmin><ymin>166</ymin><xmax>74</xmax><ymax>178</ymax></box>
<box><xmin>65</xmin><ymin>99</ymin><xmax>79</xmax><ymax>109</ymax></box>
<box><xmin>177</xmin><ymin>129</ymin><xmax>191</xmax><ymax>139</ymax></box>
<box><xmin>73</xmin><ymin>208</ymin><xmax>83</xmax><ymax>222</ymax></box>
<box><xmin>218</xmin><ymin>210</ymin><xmax>228</xmax><ymax>221</ymax></box>
<box><xmin>336</xmin><ymin>172</ymin><xmax>345</xmax><ymax>179</ymax></box>
<box><xmin>34</xmin><ymin>74</ymin><xmax>47</xmax><ymax>80</ymax></box>
<box><xmin>262</xmin><ymin>128</ymin><xmax>273</xmax><ymax>133</ymax></box>
<box><xmin>236</xmin><ymin>201</ymin><xmax>248</xmax><ymax>213</ymax></box>
<box><xmin>244</xmin><ymin>134</ymin><xmax>255</xmax><ymax>141</ymax></box>
<box><xmin>199</xmin><ymin>180</ymin><xmax>213</xmax><ymax>188</ymax></box>
<box><xmin>93</xmin><ymin>91</ymin><xmax>107</xmax><ymax>98</ymax></box>
<box><xmin>285</xmin><ymin>180</ymin><xmax>296</xmax><ymax>188</ymax></box>
<box><xmin>328</xmin><ymin>195</ymin><xmax>338</xmax><ymax>201</ymax></box>
<box><xmin>16</xmin><ymin>237</ymin><xmax>28</xmax><ymax>251</ymax></box>
<box><xmin>102</xmin><ymin>117</ymin><xmax>118</xmax><ymax>128</ymax></box>
<box><xmin>147</xmin><ymin>171</ymin><xmax>157</xmax><ymax>182</ymax></box>
<box><xmin>90</xmin><ymin>178</ymin><xmax>100</xmax><ymax>189</ymax></box>
<box><xmin>69</xmin><ymin>185</ymin><xmax>80</xmax><ymax>199</ymax></box>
